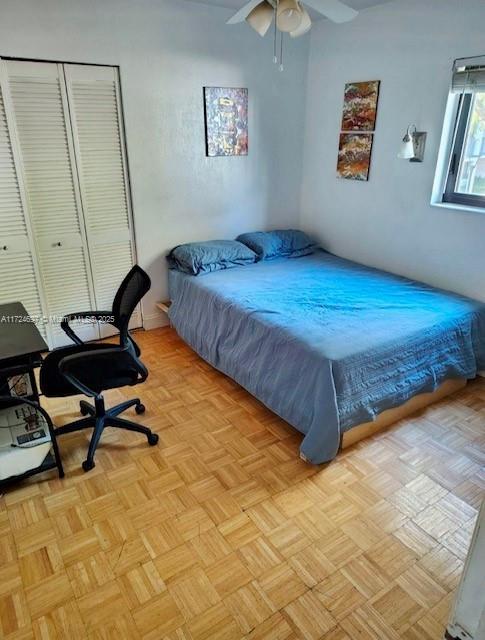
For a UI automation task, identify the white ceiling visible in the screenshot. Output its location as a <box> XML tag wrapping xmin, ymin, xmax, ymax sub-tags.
<box><xmin>186</xmin><ymin>0</ymin><xmax>394</xmax><ymax>12</ymax></box>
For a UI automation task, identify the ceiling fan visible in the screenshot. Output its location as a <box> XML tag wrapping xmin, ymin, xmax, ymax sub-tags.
<box><xmin>227</xmin><ymin>0</ymin><xmax>358</xmax><ymax>39</ymax></box>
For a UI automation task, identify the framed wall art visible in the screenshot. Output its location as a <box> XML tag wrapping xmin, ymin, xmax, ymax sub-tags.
<box><xmin>204</xmin><ymin>87</ymin><xmax>248</xmax><ymax>157</ymax></box>
<box><xmin>337</xmin><ymin>80</ymin><xmax>380</xmax><ymax>181</ymax></box>
<box><xmin>337</xmin><ymin>132</ymin><xmax>374</xmax><ymax>181</ymax></box>
<box><xmin>341</xmin><ymin>80</ymin><xmax>380</xmax><ymax>132</ymax></box>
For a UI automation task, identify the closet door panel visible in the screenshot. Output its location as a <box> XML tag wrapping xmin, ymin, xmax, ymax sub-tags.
<box><xmin>38</xmin><ymin>245</ymin><xmax>92</xmax><ymax>321</ymax></box>
<box><xmin>91</xmin><ymin>240</ymin><xmax>134</xmax><ymax>311</ymax></box>
<box><xmin>0</xmin><ymin>81</ymin><xmax>26</xmax><ymax>237</ymax></box>
<box><xmin>64</xmin><ymin>64</ymin><xmax>139</xmax><ymax>335</ymax></box>
<box><xmin>0</xmin><ymin>73</ymin><xmax>45</xmax><ymax>337</ymax></box>
<box><xmin>5</xmin><ymin>60</ymin><xmax>97</xmax><ymax>346</ymax></box>
<box><xmin>0</xmin><ymin>250</ymin><xmax>45</xmax><ymax>330</ymax></box>
<box><xmin>6</xmin><ymin>61</ymin><xmax>81</xmax><ymax>238</ymax></box>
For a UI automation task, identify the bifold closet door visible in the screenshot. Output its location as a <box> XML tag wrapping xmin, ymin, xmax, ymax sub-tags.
<box><xmin>4</xmin><ymin>60</ymin><xmax>98</xmax><ymax>346</ymax></box>
<box><xmin>63</xmin><ymin>64</ymin><xmax>139</xmax><ymax>335</ymax></box>
<box><xmin>0</xmin><ymin>67</ymin><xmax>45</xmax><ymax>337</ymax></box>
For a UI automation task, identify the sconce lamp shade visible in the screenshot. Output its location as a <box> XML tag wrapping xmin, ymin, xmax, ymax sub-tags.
<box><xmin>246</xmin><ymin>1</ymin><xmax>274</xmax><ymax>37</ymax></box>
<box><xmin>398</xmin><ymin>130</ymin><xmax>416</xmax><ymax>160</ymax></box>
<box><xmin>398</xmin><ymin>124</ymin><xmax>427</xmax><ymax>162</ymax></box>
<box><xmin>277</xmin><ymin>0</ymin><xmax>303</xmax><ymax>33</ymax></box>
<box><xmin>290</xmin><ymin>7</ymin><xmax>311</xmax><ymax>37</ymax></box>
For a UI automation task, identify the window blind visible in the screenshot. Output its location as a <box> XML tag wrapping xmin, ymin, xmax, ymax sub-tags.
<box><xmin>452</xmin><ymin>55</ymin><xmax>485</xmax><ymax>93</ymax></box>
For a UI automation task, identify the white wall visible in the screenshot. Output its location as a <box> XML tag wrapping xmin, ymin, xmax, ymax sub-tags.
<box><xmin>0</xmin><ymin>0</ymin><xmax>309</xmax><ymax>326</ymax></box>
<box><xmin>300</xmin><ymin>0</ymin><xmax>485</xmax><ymax>301</ymax></box>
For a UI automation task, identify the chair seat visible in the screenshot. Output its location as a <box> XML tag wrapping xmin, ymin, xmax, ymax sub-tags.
<box><xmin>40</xmin><ymin>343</ymin><xmax>140</xmax><ymax>397</ymax></box>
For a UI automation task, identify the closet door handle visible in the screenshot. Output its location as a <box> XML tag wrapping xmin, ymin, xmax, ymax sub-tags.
<box><xmin>1</xmin><ymin>245</ymin><xmax>7</xmax><ymax>251</ymax></box>
<box><xmin>55</xmin><ymin>242</ymin><xmax>62</xmax><ymax>247</ymax></box>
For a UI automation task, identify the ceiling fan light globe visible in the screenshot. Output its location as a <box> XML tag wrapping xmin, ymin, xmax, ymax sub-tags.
<box><xmin>277</xmin><ymin>0</ymin><xmax>303</xmax><ymax>33</ymax></box>
<box><xmin>289</xmin><ymin>6</ymin><xmax>311</xmax><ymax>37</ymax></box>
<box><xmin>246</xmin><ymin>1</ymin><xmax>274</xmax><ymax>36</ymax></box>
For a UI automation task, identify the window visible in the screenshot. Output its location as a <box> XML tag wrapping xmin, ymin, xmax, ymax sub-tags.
<box><xmin>443</xmin><ymin>91</ymin><xmax>485</xmax><ymax>208</ymax></box>
<box><xmin>434</xmin><ymin>56</ymin><xmax>485</xmax><ymax>211</ymax></box>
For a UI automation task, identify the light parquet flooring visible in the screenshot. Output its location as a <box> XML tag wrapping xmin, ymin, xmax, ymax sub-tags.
<box><xmin>0</xmin><ymin>327</ymin><xmax>484</xmax><ymax>639</ymax></box>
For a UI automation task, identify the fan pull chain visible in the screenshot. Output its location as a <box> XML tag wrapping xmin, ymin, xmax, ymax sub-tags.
<box><xmin>279</xmin><ymin>31</ymin><xmax>284</xmax><ymax>71</ymax></box>
<box><xmin>273</xmin><ymin>3</ymin><xmax>278</xmax><ymax>64</ymax></box>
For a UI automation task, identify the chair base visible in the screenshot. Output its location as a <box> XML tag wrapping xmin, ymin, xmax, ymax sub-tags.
<box><xmin>55</xmin><ymin>396</ymin><xmax>159</xmax><ymax>472</ymax></box>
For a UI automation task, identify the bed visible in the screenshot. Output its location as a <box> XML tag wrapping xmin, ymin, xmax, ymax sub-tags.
<box><xmin>167</xmin><ymin>250</ymin><xmax>485</xmax><ymax>463</ymax></box>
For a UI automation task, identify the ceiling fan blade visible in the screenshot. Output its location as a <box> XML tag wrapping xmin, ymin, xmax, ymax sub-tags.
<box><xmin>290</xmin><ymin>7</ymin><xmax>312</xmax><ymax>37</ymax></box>
<box><xmin>227</xmin><ymin>0</ymin><xmax>266</xmax><ymax>24</ymax></box>
<box><xmin>303</xmin><ymin>0</ymin><xmax>358</xmax><ymax>23</ymax></box>
<box><xmin>247</xmin><ymin>1</ymin><xmax>274</xmax><ymax>37</ymax></box>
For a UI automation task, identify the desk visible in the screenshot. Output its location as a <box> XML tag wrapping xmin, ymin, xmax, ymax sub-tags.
<box><xmin>0</xmin><ymin>301</ymin><xmax>48</xmax><ymax>362</ymax></box>
<box><xmin>0</xmin><ymin>302</ymin><xmax>63</xmax><ymax>487</ymax></box>
<box><xmin>0</xmin><ymin>301</ymin><xmax>47</xmax><ymax>403</ymax></box>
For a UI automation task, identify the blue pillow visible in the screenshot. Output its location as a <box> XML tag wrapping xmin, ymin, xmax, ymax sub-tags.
<box><xmin>237</xmin><ymin>229</ymin><xmax>317</xmax><ymax>260</ymax></box>
<box><xmin>167</xmin><ymin>240</ymin><xmax>257</xmax><ymax>275</ymax></box>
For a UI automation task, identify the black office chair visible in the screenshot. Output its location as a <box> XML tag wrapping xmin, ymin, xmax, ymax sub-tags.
<box><xmin>40</xmin><ymin>265</ymin><xmax>159</xmax><ymax>472</ymax></box>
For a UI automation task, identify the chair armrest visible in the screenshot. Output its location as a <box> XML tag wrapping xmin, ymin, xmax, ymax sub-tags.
<box><xmin>61</xmin><ymin>311</ymin><xmax>114</xmax><ymax>345</ymax></box>
<box><xmin>58</xmin><ymin>346</ymin><xmax>146</xmax><ymax>397</ymax></box>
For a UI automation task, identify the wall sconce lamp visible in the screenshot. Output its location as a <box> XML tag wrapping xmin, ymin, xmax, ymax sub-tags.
<box><xmin>398</xmin><ymin>125</ymin><xmax>427</xmax><ymax>163</ymax></box>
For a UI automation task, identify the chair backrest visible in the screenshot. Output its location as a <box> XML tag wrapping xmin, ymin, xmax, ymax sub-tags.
<box><xmin>112</xmin><ymin>265</ymin><xmax>151</xmax><ymax>343</ymax></box>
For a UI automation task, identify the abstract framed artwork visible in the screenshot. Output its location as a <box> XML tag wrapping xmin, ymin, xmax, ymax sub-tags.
<box><xmin>341</xmin><ymin>80</ymin><xmax>380</xmax><ymax>132</ymax></box>
<box><xmin>337</xmin><ymin>133</ymin><xmax>374</xmax><ymax>181</ymax></box>
<box><xmin>204</xmin><ymin>87</ymin><xmax>248</xmax><ymax>157</ymax></box>
<box><xmin>337</xmin><ymin>80</ymin><xmax>380</xmax><ymax>180</ymax></box>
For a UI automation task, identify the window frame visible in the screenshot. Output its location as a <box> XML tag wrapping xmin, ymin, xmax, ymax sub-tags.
<box><xmin>442</xmin><ymin>92</ymin><xmax>485</xmax><ymax>209</ymax></box>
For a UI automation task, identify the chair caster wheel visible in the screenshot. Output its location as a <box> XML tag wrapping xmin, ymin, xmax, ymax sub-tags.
<box><xmin>148</xmin><ymin>433</ymin><xmax>159</xmax><ymax>446</ymax></box>
<box><xmin>82</xmin><ymin>459</ymin><xmax>95</xmax><ymax>472</ymax></box>
<box><xmin>80</xmin><ymin>401</ymin><xmax>91</xmax><ymax>416</ymax></box>
<box><xmin>136</xmin><ymin>403</ymin><xmax>146</xmax><ymax>415</ymax></box>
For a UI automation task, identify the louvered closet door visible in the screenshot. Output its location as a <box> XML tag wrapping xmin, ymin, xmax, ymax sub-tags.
<box><xmin>0</xmin><ymin>65</ymin><xmax>45</xmax><ymax>338</ymax></box>
<box><xmin>64</xmin><ymin>64</ymin><xmax>138</xmax><ymax>337</ymax></box>
<box><xmin>4</xmin><ymin>60</ymin><xmax>98</xmax><ymax>347</ymax></box>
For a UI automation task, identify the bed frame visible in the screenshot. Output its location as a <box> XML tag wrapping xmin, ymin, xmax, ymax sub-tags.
<box><xmin>340</xmin><ymin>377</ymin><xmax>467</xmax><ymax>449</ymax></box>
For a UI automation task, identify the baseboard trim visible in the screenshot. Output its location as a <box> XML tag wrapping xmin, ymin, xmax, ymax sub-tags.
<box><xmin>143</xmin><ymin>312</ymin><xmax>169</xmax><ymax>331</ymax></box>
<box><xmin>445</xmin><ymin>623</ymin><xmax>474</xmax><ymax>640</ymax></box>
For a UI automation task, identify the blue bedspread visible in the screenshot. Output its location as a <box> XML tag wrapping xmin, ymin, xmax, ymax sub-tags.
<box><xmin>168</xmin><ymin>251</ymin><xmax>485</xmax><ymax>463</ymax></box>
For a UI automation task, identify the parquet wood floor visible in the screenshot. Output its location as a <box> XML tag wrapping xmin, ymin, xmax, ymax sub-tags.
<box><xmin>0</xmin><ymin>327</ymin><xmax>484</xmax><ymax>639</ymax></box>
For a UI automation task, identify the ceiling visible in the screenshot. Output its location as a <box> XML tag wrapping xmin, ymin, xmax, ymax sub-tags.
<box><xmin>186</xmin><ymin>0</ymin><xmax>394</xmax><ymax>12</ymax></box>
